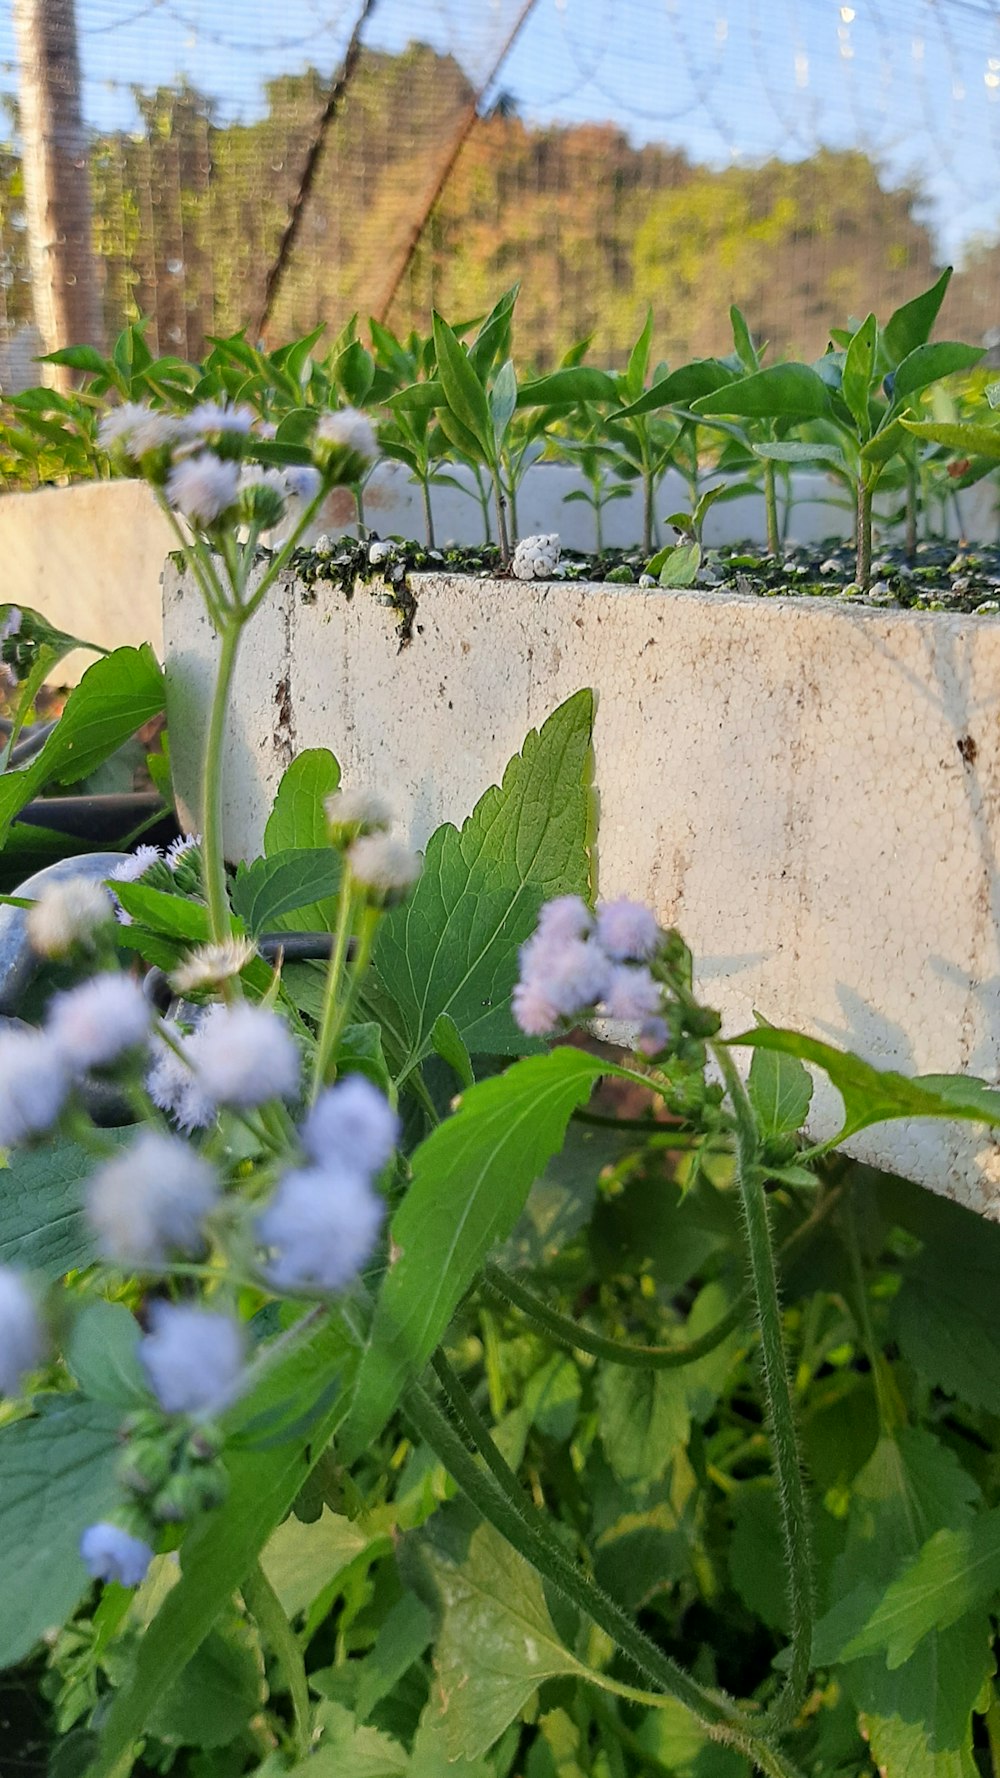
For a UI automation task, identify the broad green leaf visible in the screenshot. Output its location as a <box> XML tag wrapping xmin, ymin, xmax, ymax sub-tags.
<box><xmin>860</xmin><ymin>416</ymin><xmax>912</xmax><ymax>472</ymax></box>
<box><xmin>841</xmin><ymin>313</ymin><xmax>878</xmax><ymax>440</ymax></box>
<box><xmin>751</xmin><ymin>441</ymin><xmax>848</xmax><ymax>470</ymax></box>
<box><xmin>613</xmin><ymin>359</ymin><xmax>734</xmax><ymax>419</ymax></box>
<box><xmin>625</xmin><ymin>309</ymin><xmax>655</xmax><ymax>400</ymax></box>
<box><xmin>407</xmin><ymin>1714</ymin><xmax>494</xmax><ymax>1778</ymax></box>
<box><xmin>288</xmin><ymin>1700</ymin><xmax>407</xmax><ymax>1777</ymax></box>
<box><xmin>355</xmin><ymin>1592</ymin><xmax>433</xmax><ymax>1723</ymax></box>
<box><xmin>66</xmin><ymin>1302</ymin><xmax>150</xmax><ymax>1409</ymax></box>
<box><xmin>0</xmin><ymin>1135</ymin><xmax>126</xmax><ymax>1277</ymax></box>
<box><xmin>747</xmin><ymin>1040</ymin><xmax>812</xmax><ymax>1140</ymax></box>
<box><xmin>42</xmin><ymin>344</ymin><xmax>114</xmax><ymax>376</ymax></box>
<box><xmin>230</xmin><ymin>848</ymin><xmax>341</xmax><ymax>935</ymax></box>
<box><xmin>523</xmin><ymin>1351</ymin><xmax>581</xmax><ymax>1442</ymax></box>
<box><xmin>431</xmin><ymin>1012</ymin><xmax>474</xmax><ymax>1089</ymax></box>
<box><xmin>889</xmin><ymin>1185</ymin><xmax>1000</xmax><ymax>1415</ymax></box>
<box><xmin>417</xmin><ymin>1516</ymin><xmax>586</xmax><ymax>1759</ymax></box>
<box><xmin>432</xmin><ymin>312</ymin><xmax>492</xmax><ymax>463</ymax></box>
<box><xmin>691</xmin><ymin>363</ymin><xmax>830</xmax><ymax>421</ymax></box>
<box><xmin>882</xmin><ymin>267</ymin><xmax>953</xmax><ymax>366</ymax></box>
<box><xmin>0</xmin><ymin>646</ymin><xmax>165</xmax><ymax>845</ymax></box>
<box><xmin>516</xmin><ymin>367</ymin><xmax>618</xmax><ymax>409</ymax></box>
<box><xmin>264</xmin><ymin>749</ymin><xmax>341</xmax><ymax>855</ymax></box>
<box><xmin>87</xmin><ymin>1317</ymin><xmax>357</xmax><ymax>1777</ymax></box>
<box><xmin>729</xmin><ymin>1485</ymin><xmax>790</xmax><ymax>1633</ymax></box>
<box><xmin>890</xmin><ymin>341</ymin><xmax>984</xmax><ymax>404</ymax></box>
<box><xmin>468</xmin><ymin>284</ymin><xmax>520</xmax><ymax>379</ymax></box>
<box><xmin>147</xmin><ymin>1616</ymin><xmax>262</xmax><ymax>1748</ymax></box>
<box><xmin>813</xmin><ymin>1428</ymin><xmax>988</xmax><ymax>1778</ymax></box>
<box><xmin>490</xmin><ymin>358</ymin><xmax>517</xmax><ymax>448</ymax></box>
<box><xmin>340</xmin><ymin>1047</ymin><xmax>611</xmax><ymax>1458</ymax></box>
<box><xmin>368</xmin><ymin>690</ymin><xmax>594</xmax><ymax>1075</ymax></box>
<box><xmin>901</xmin><ymin>419</ymin><xmax>1000</xmax><ymax>461</ymax></box>
<box><xmin>111</xmin><ymin>881</ymin><xmax>211</xmax><ymax>940</ymax></box>
<box><xmin>596</xmin><ymin>1362</ymin><xmax>689</xmax><ymax>1486</ymax></box>
<box><xmin>837</xmin><ymin>1509</ymin><xmax>1000</xmax><ymax>1669</ymax></box>
<box><xmin>649</xmin><ymin>541</ymin><xmax>700</xmax><ymax>587</ymax></box>
<box><xmin>261</xmin><ymin>1506</ymin><xmax>382</xmax><ymax>1621</ymax></box>
<box><xmin>634</xmin><ymin>1697</ymin><xmax>748</xmax><ymax>1776</ymax></box>
<box><xmin>730</xmin><ymin>304</ymin><xmax>759</xmax><ymax>372</ymax></box>
<box><xmin>0</xmin><ymin>1399</ymin><xmax>123</xmax><ymax>1669</ymax></box>
<box><xmin>728</xmin><ymin>1026</ymin><xmax>1000</xmax><ymax>1145</ymax></box>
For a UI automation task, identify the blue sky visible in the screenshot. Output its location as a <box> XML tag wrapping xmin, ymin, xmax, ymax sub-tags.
<box><xmin>2</xmin><ymin>0</ymin><xmax>1000</xmax><ymax>260</ymax></box>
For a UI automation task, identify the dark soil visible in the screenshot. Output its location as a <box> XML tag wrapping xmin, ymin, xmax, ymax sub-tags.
<box><xmin>293</xmin><ymin>533</ymin><xmax>1000</xmax><ymax>618</ymax></box>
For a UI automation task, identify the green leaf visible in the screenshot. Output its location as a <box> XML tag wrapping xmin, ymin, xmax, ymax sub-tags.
<box><xmin>340</xmin><ymin>1046</ymin><xmax>611</xmax><ymax>1459</ymax></box>
<box><xmin>596</xmin><ymin>1363</ymin><xmax>689</xmax><ymax>1486</ymax></box>
<box><xmin>691</xmin><ymin>363</ymin><xmax>830</xmax><ymax>421</ymax></box>
<box><xmin>625</xmin><ymin>309</ymin><xmax>655</xmax><ymax>400</ymax></box>
<box><xmin>648</xmin><ymin>541</ymin><xmax>700</xmax><ymax>587</ymax></box>
<box><xmin>889</xmin><ymin>1188</ymin><xmax>1000</xmax><ymax>1416</ymax></box>
<box><xmin>261</xmin><ymin>1506</ymin><xmax>380</xmax><ymax>1621</ymax></box>
<box><xmin>490</xmin><ymin>359</ymin><xmax>517</xmax><ymax>448</ymax></box>
<box><xmin>111</xmin><ymin>882</ymin><xmax>212</xmax><ymax>940</ymax></box>
<box><xmin>727</xmin><ymin>1026</ymin><xmax>1000</xmax><ymax>1146</ymax></box>
<box><xmin>900</xmin><ymin>419</ymin><xmax>1000</xmax><ymax>461</ymax></box>
<box><xmin>291</xmin><ymin>1700</ymin><xmax>408</xmax><ymax>1777</ymax></box>
<box><xmin>0</xmin><ymin>1135</ymin><xmax>124</xmax><ymax>1278</ymax></box>
<box><xmin>0</xmin><ymin>1399</ymin><xmax>124</xmax><ymax>1669</ymax></box>
<box><xmin>836</xmin><ymin>1508</ymin><xmax>1000</xmax><ymax>1669</ymax></box>
<box><xmin>747</xmin><ymin>1038</ymin><xmax>812</xmax><ymax>1140</ymax></box>
<box><xmin>87</xmin><ymin>1318</ymin><xmax>357</xmax><ymax>1777</ymax></box>
<box><xmin>230</xmin><ymin>848</ymin><xmax>341</xmax><ymax>935</ymax></box>
<box><xmin>416</xmin><ymin>1515</ymin><xmax>586</xmax><ymax>1759</ymax></box>
<box><xmin>431</xmin><ymin>1012</ymin><xmax>474</xmax><ymax>1089</ymax></box>
<box><xmin>813</xmin><ymin>1428</ymin><xmax>988</xmax><ymax>1778</ymax></box>
<box><xmin>355</xmin><ymin>1592</ymin><xmax>433</xmax><ymax>1723</ymax></box>
<box><xmin>516</xmin><ymin>367</ymin><xmax>618</xmax><ymax>409</ymax></box>
<box><xmin>0</xmin><ymin>646</ymin><xmax>165</xmax><ymax>845</ymax></box>
<box><xmin>431</xmin><ymin>312</ymin><xmax>493</xmax><ymax>463</ymax></box>
<box><xmin>860</xmin><ymin>416</ymin><xmax>912</xmax><ymax>473</ymax></box>
<box><xmin>66</xmin><ymin>1302</ymin><xmax>150</xmax><ymax>1410</ymax></box>
<box><xmin>842</xmin><ymin>313</ymin><xmax>878</xmax><ymax>440</ymax></box>
<box><xmin>368</xmin><ymin>690</ymin><xmax>594</xmax><ymax>1074</ymax></box>
<box><xmin>729</xmin><ymin>1485</ymin><xmax>790</xmax><ymax>1633</ymax></box>
<box><xmin>751</xmin><ymin>440</ymin><xmax>848</xmax><ymax>470</ymax></box>
<box><xmin>730</xmin><ymin>305</ymin><xmax>759</xmax><ymax>373</ymax></box>
<box><xmin>147</xmin><ymin>1616</ymin><xmax>262</xmax><ymax>1748</ymax></box>
<box><xmin>41</xmin><ymin>345</ymin><xmax>113</xmax><ymax>376</ymax></box>
<box><xmin>890</xmin><ymin>341</ymin><xmax>984</xmax><ymax>403</ymax></box>
<box><xmin>882</xmin><ymin>268</ymin><xmax>953</xmax><ymax>366</ymax></box>
<box><xmin>407</xmin><ymin>1714</ymin><xmax>494</xmax><ymax>1778</ymax></box>
<box><xmin>613</xmin><ymin>359</ymin><xmax>734</xmax><ymax>419</ymax></box>
<box><xmin>264</xmin><ymin>749</ymin><xmax>341</xmax><ymax>855</ymax></box>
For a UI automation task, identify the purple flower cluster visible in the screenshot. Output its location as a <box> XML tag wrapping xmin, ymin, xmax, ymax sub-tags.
<box><xmin>512</xmin><ymin>895</ymin><xmax>665</xmax><ymax>1043</ymax></box>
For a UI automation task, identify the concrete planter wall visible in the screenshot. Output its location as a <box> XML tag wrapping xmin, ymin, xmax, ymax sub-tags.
<box><xmin>164</xmin><ymin>560</ymin><xmax>1000</xmax><ymax>1218</ymax></box>
<box><xmin>4</xmin><ymin>463</ymin><xmax>997</xmax><ymax>681</ymax></box>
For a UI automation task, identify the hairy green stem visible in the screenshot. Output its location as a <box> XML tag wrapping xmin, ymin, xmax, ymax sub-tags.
<box><xmin>311</xmin><ymin>873</ymin><xmax>360</xmax><ymax>1100</ymax></box>
<box><xmin>712</xmin><ymin>1044</ymin><xmax>813</xmax><ymax>1734</ymax></box>
<box><xmin>241</xmin><ymin>1560</ymin><xmax>312</xmax><ymax>1759</ymax></box>
<box><xmin>481</xmin><ymin>1263</ymin><xmax>746</xmax><ymax>1369</ymax></box>
<box><xmin>412</xmin><ymin>1361</ymin><xmax>804</xmax><ymax>1778</ymax></box>
<box><xmin>201</xmin><ymin>618</ymin><xmax>242</xmax><ymax>943</ymax></box>
<box><xmin>313</xmin><ymin>903</ymin><xmax>379</xmax><ymax>1090</ymax></box>
<box><xmin>492</xmin><ymin>466</ymin><xmax>511</xmax><ymax>564</ymax></box>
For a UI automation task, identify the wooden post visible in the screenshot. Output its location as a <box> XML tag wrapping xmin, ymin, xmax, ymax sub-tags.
<box><xmin>13</xmin><ymin>0</ymin><xmax>103</xmax><ymax>391</ymax></box>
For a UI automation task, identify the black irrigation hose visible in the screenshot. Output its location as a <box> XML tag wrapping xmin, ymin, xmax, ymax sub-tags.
<box><xmin>16</xmin><ymin>793</ymin><xmax>177</xmax><ymax>847</ymax></box>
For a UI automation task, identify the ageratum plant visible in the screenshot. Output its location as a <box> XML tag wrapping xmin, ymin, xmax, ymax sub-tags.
<box><xmin>4</xmin><ymin>381</ymin><xmax>1000</xmax><ymax>1778</ymax></box>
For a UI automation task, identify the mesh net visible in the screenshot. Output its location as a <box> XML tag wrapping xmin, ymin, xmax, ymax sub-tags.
<box><xmin>2</xmin><ymin>0</ymin><xmax>1000</xmax><ymax>380</ymax></box>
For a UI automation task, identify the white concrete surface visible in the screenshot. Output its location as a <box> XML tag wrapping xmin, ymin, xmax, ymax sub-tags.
<box><xmin>0</xmin><ymin>479</ymin><xmax>173</xmax><ymax>679</ymax></box>
<box><xmin>164</xmin><ymin>561</ymin><xmax>1000</xmax><ymax>1216</ymax></box>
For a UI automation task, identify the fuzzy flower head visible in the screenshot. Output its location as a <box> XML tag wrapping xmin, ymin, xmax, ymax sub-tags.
<box><xmin>146</xmin><ymin>1028</ymin><xmax>213</xmax><ymax>1133</ymax></box>
<box><xmin>237</xmin><ymin>465</ymin><xmax>287</xmax><ymax>530</ymax></box>
<box><xmin>80</xmin><ymin>1523</ymin><xmax>153</xmax><ymax>1589</ymax></box>
<box><xmin>535</xmin><ymin>896</ymin><xmax>593</xmax><ymax>946</ymax></box>
<box><xmin>47</xmin><ymin>974</ymin><xmax>152</xmax><ymax>1075</ymax></box>
<box><xmin>140</xmin><ymin>1302</ymin><xmax>245</xmax><ymax>1419</ymax></box>
<box><xmin>325</xmin><ymin>787</ymin><xmax>392</xmax><ymax>847</ymax></box>
<box><xmin>165</xmin><ymin>451</ymin><xmax>240</xmax><ymax>527</ymax></box>
<box><xmin>87</xmin><ymin>1130</ymin><xmax>220</xmax><ymax>1266</ymax></box>
<box><xmin>282</xmin><ymin>464</ymin><xmax>322</xmax><ymax>505</ymax></box>
<box><xmin>602</xmin><ymin>963</ymin><xmax>662</xmax><ymax>1023</ymax></box>
<box><xmin>347</xmin><ymin>834</ymin><xmax>421</xmax><ymax>906</ymax></box>
<box><xmin>512</xmin><ymin>930</ymin><xmax>611</xmax><ymax>1037</ymax></box>
<box><xmin>257</xmin><ymin>1163</ymin><xmax>384</xmax><ymax>1294</ymax></box>
<box><xmin>181</xmin><ymin>401</ymin><xmax>256</xmax><ymax>445</ymax></box>
<box><xmin>312</xmin><ymin>407</ymin><xmax>377</xmax><ymax>475</ymax></box>
<box><xmin>98</xmin><ymin>401</ymin><xmax>181</xmax><ymax>462</ymax></box>
<box><xmin>636</xmin><ymin>1016</ymin><xmax>670</xmax><ymax>1058</ymax></box>
<box><xmin>596</xmin><ymin>899</ymin><xmax>662</xmax><ymax>963</ymax></box>
<box><xmin>302</xmin><ymin>1074</ymin><xmax>399</xmax><ymax>1175</ymax></box>
<box><xmin>0</xmin><ymin>1028</ymin><xmax>69</xmax><ymax>1147</ymax></box>
<box><xmin>0</xmin><ymin>1267</ymin><xmax>45</xmax><ymax>1396</ymax></box>
<box><xmin>187</xmin><ymin>1001</ymin><xmax>300</xmax><ymax>1111</ymax></box>
<box><xmin>109</xmin><ymin>846</ymin><xmax>162</xmax><ymax>887</ymax></box>
<box><xmin>170</xmin><ymin>936</ymin><xmax>256</xmax><ymax>996</ymax></box>
<box><xmin>167</xmin><ymin>833</ymin><xmax>201</xmax><ymax>871</ymax></box>
<box><xmin>26</xmin><ymin>876</ymin><xmax>113</xmax><ymax>958</ymax></box>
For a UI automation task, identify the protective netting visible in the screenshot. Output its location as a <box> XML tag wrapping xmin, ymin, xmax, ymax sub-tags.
<box><xmin>2</xmin><ymin>0</ymin><xmax>1000</xmax><ymax>382</ymax></box>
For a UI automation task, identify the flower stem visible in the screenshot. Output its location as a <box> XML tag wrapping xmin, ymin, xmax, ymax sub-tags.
<box><xmin>241</xmin><ymin>1560</ymin><xmax>312</xmax><ymax>1760</ymax></box>
<box><xmin>712</xmin><ymin>1043</ymin><xmax>813</xmax><ymax>1734</ymax></box>
<box><xmin>764</xmin><ymin>459</ymin><xmax>780</xmax><ymax>557</ymax></box>
<box><xmin>409</xmin><ymin>1359</ymin><xmax>805</xmax><ymax>1778</ymax></box>
<box><xmin>201</xmin><ymin>617</ymin><xmax>242</xmax><ymax>943</ymax></box>
<box><xmin>481</xmin><ymin>1262</ymin><xmax>747</xmax><ymax>1369</ymax></box>
<box><xmin>311</xmin><ymin>873</ymin><xmax>360</xmax><ymax>1099</ymax></box>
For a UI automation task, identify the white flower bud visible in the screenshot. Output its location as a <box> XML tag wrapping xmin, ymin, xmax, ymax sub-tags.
<box><xmin>324</xmin><ymin>787</ymin><xmax>392</xmax><ymax>845</ymax></box>
<box><xmin>188</xmin><ymin>1002</ymin><xmax>300</xmax><ymax>1110</ymax></box>
<box><xmin>257</xmin><ymin>1162</ymin><xmax>384</xmax><ymax>1293</ymax></box>
<box><xmin>26</xmin><ymin>877</ymin><xmax>113</xmax><ymax>958</ymax></box>
<box><xmin>347</xmin><ymin>834</ymin><xmax>421</xmax><ymax>904</ymax></box>
<box><xmin>302</xmin><ymin>1074</ymin><xmax>399</xmax><ymax>1174</ymax></box>
<box><xmin>0</xmin><ymin>1267</ymin><xmax>45</xmax><ymax>1396</ymax></box>
<box><xmin>139</xmin><ymin>1302</ymin><xmax>245</xmax><ymax>1419</ymax></box>
<box><xmin>165</xmin><ymin>451</ymin><xmax>240</xmax><ymax>526</ymax></box>
<box><xmin>0</xmin><ymin>1029</ymin><xmax>69</xmax><ymax>1147</ymax></box>
<box><xmin>47</xmin><ymin>973</ymin><xmax>152</xmax><ymax>1074</ymax></box>
<box><xmin>87</xmin><ymin>1130</ymin><xmax>220</xmax><ymax>1266</ymax></box>
<box><xmin>314</xmin><ymin>408</ymin><xmax>377</xmax><ymax>460</ymax></box>
<box><xmin>170</xmin><ymin>936</ymin><xmax>256</xmax><ymax>995</ymax></box>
